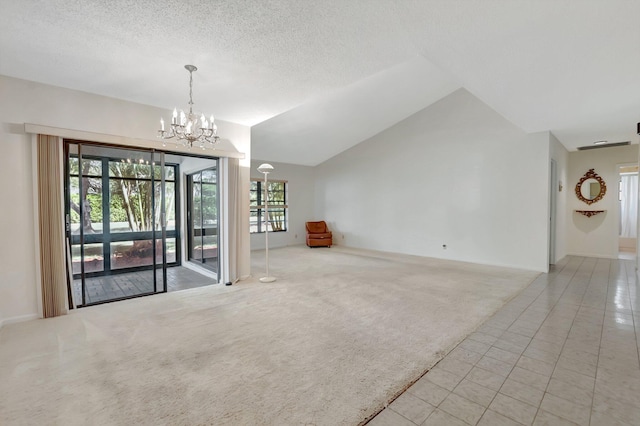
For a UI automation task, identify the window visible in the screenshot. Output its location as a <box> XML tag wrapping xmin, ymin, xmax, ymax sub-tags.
<box><xmin>250</xmin><ymin>179</ymin><xmax>287</xmax><ymax>233</ymax></box>
<box><xmin>67</xmin><ymin>151</ymin><xmax>180</xmax><ymax>277</ymax></box>
<box><xmin>187</xmin><ymin>166</ymin><xmax>219</xmax><ymax>273</ymax></box>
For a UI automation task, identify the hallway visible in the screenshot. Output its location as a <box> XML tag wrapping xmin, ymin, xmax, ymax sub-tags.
<box><xmin>370</xmin><ymin>256</ymin><xmax>640</xmax><ymax>425</ymax></box>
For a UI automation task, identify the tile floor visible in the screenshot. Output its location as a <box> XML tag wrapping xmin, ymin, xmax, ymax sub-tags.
<box><xmin>72</xmin><ymin>265</ymin><xmax>216</xmax><ymax>305</ymax></box>
<box><xmin>368</xmin><ymin>256</ymin><xmax>640</xmax><ymax>425</ymax></box>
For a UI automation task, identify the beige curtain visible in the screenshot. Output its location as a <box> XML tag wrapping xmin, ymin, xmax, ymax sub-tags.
<box><xmin>227</xmin><ymin>158</ymin><xmax>241</xmax><ymax>283</ymax></box>
<box><xmin>37</xmin><ymin>135</ymin><xmax>67</xmax><ymax>318</ymax></box>
<box><xmin>227</xmin><ymin>158</ymin><xmax>252</xmax><ymax>283</ymax></box>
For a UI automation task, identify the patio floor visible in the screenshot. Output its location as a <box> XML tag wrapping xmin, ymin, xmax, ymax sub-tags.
<box><xmin>72</xmin><ymin>265</ymin><xmax>216</xmax><ymax>306</ymax></box>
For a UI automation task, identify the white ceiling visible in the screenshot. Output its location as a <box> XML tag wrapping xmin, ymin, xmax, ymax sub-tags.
<box><xmin>1</xmin><ymin>1</ymin><xmax>639</xmax><ymax>165</ymax></box>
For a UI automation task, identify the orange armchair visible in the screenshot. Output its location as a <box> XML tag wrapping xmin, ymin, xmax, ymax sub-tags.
<box><xmin>306</xmin><ymin>221</ymin><xmax>333</xmax><ymax>247</ymax></box>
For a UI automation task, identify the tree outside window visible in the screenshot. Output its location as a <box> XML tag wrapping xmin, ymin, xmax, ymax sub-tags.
<box><xmin>68</xmin><ymin>156</ymin><xmax>176</xmax><ymax>234</ymax></box>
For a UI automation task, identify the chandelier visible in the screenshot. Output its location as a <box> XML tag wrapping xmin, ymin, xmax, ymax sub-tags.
<box><xmin>158</xmin><ymin>65</ymin><xmax>219</xmax><ymax>149</ymax></box>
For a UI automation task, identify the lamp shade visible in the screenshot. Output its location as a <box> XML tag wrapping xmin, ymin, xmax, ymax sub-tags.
<box><xmin>257</xmin><ymin>163</ymin><xmax>274</xmax><ymax>174</ymax></box>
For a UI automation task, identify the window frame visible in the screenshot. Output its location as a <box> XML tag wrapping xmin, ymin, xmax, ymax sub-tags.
<box><xmin>67</xmin><ymin>152</ymin><xmax>181</xmax><ymax>277</ymax></box>
<box><xmin>250</xmin><ymin>178</ymin><xmax>288</xmax><ymax>234</ymax></box>
<box><xmin>186</xmin><ymin>166</ymin><xmax>220</xmax><ymax>273</ymax></box>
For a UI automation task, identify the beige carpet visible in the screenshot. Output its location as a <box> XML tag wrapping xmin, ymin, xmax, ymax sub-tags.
<box><xmin>0</xmin><ymin>246</ymin><xmax>538</xmax><ymax>425</ymax></box>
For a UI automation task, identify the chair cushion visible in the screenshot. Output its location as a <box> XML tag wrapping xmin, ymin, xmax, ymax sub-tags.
<box><xmin>306</xmin><ymin>221</ymin><xmax>328</xmax><ymax>233</ymax></box>
<box><xmin>308</xmin><ymin>232</ymin><xmax>332</xmax><ymax>239</ymax></box>
<box><xmin>307</xmin><ymin>237</ymin><xmax>332</xmax><ymax>247</ymax></box>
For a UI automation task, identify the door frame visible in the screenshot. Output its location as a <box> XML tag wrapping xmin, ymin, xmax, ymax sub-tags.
<box><xmin>64</xmin><ymin>141</ymin><xmax>173</xmax><ymax>306</ymax></box>
<box><xmin>549</xmin><ymin>159</ymin><xmax>557</xmax><ymax>265</ymax></box>
<box><xmin>186</xmin><ymin>165</ymin><xmax>220</xmax><ymax>274</ymax></box>
<box><xmin>616</xmin><ymin>162</ymin><xmax>639</xmax><ymax>258</ymax></box>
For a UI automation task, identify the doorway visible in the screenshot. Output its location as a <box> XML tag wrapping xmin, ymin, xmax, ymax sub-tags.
<box><xmin>64</xmin><ymin>141</ymin><xmax>218</xmax><ymax>307</ymax></box>
<box><xmin>618</xmin><ymin>164</ymin><xmax>638</xmax><ymax>260</ymax></box>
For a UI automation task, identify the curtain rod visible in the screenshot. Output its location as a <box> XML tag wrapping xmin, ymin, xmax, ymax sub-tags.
<box><xmin>24</xmin><ymin>123</ymin><xmax>245</xmax><ymax>160</ymax></box>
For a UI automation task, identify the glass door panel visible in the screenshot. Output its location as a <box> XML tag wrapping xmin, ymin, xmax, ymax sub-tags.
<box><xmin>187</xmin><ymin>164</ymin><xmax>219</xmax><ymax>273</ymax></box>
<box><xmin>189</xmin><ymin>175</ymin><xmax>203</xmax><ymax>262</ymax></box>
<box><xmin>71</xmin><ymin>243</ymin><xmax>104</xmax><ymax>274</ymax></box>
<box><xmin>201</xmin><ymin>172</ymin><xmax>218</xmax><ymax>268</ymax></box>
<box><xmin>65</xmin><ymin>143</ymin><xmax>171</xmax><ymax>306</ymax></box>
<box><xmin>153</xmin><ymin>151</ymin><xmax>167</xmax><ymax>293</ymax></box>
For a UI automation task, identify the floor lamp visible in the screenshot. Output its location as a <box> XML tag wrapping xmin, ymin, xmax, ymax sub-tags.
<box><xmin>257</xmin><ymin>163</ymin><xmax>276</xmax><ymax>283</ymax></box>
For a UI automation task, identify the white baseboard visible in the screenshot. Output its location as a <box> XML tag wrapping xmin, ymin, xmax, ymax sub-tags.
<box><xmin>566</xmin><ymin>252</ymin><xmax>617</xmax><ymax>259</ymax></box>
<box><xmin>0</xmin><ymin>313</ymin><xmax>39</xmax><ymax>330</ymax></box>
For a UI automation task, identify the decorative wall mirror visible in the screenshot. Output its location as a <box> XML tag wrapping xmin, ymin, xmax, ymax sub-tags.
<box><xmin>575</xmin><ymin>169</ymin><xmax>606</xmax><ymax>205</ymax></box>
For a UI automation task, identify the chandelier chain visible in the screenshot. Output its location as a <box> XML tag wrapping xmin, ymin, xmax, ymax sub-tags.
<box><xmin>188</xmin><ymin>69</ymin><xmax>194</xmax><ymax>112</ymax></box>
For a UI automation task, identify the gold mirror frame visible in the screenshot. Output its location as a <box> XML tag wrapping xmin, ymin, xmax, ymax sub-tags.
<box><xmin>575</xmin><ymin>169</ymin><xmax>606</xmax><ymax>205</ymax></box>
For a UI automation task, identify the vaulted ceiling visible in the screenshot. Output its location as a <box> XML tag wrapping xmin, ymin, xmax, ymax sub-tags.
<box><xmin>1</xmin><ymin>1</ymin><xmax>639</xmax><ymax>166</ymax></box>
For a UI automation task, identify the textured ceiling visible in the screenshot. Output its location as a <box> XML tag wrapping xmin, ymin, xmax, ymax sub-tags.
<box><xmin>252</xmin><ymin>56</ymin><xmax>460</xmax><ymax>166</ymax></box>
<box><xmin>1</xmin><ymin>1</ymin><xmax>639</xmax><ymax>165</ymax></box>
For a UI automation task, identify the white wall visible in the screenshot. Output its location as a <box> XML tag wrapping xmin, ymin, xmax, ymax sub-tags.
<box><xmin>0</xmin><ymin>75</ymin><xmax>250</xmax><ymax>325</ymax></box>
<box><xmin>0</xmin><ymin>106</ymin><xmax>35</xmax><ymax>327</ymax></box>
<box><xmin>637</xmin><ymin>134</ymin><xmax>640</xmax><ymax>278</ymax></box>
<box><xmin>314</xmin><ymin>89</ymin><xmax>550</xmax><ymax>272</ymax></box>
<box><xmin>550</xmin><ymin>133</ymin><xmax>569</xmax><ymax>263</ymax></box>
<box><xmin>249</xmin><ymin>160</ymin><xmax>316</xmax><ymax>250</ymax></box>
<box><xmin>567</xmin><ymin>144</ymin><xmax>639</xmax><ymax>258</ymax></box>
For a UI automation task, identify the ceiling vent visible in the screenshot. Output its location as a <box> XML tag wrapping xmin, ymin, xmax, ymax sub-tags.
<box><xmin>577</xmin><ymin>141</ymin><xmax>631</xmax><ymax>151</ymax></box>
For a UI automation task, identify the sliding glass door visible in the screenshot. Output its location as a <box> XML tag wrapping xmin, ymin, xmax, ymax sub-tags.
<box><xmin>65</xmin><ymin>142</ymin><xmax>177</xmax><ymax>306</ymax></box>
<box><xmin>187</xmin><ymin>166</ymin><xmax>219</xmax><ymax>273</ymax></box>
